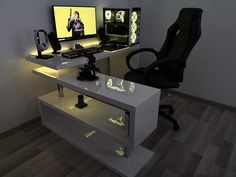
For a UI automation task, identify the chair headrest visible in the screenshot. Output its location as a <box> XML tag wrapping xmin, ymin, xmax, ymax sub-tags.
<box><xmin>176</xmin><ymin>8</ymin><xmax>203</xmax><ymax>31</ymax></box>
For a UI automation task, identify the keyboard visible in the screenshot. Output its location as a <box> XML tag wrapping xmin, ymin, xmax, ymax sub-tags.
<box><xmin>102</xmin><ymin>45</ymin><xmax>127</xmax><ymax>51</ymax></box>
<box><xmin>101</xmin><ymin>43</ymin><xmax>128</xmax><ymax>51</ymax></box>
<box><xmin>62</xmin><ymin>47</ymin><xmax>104</xmax><ymax>59</ymax></box>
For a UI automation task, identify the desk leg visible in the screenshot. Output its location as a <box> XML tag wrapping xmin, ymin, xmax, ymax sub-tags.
<box><xmin>124</xmin><ymin>147</ymin><xmax>132</xmax><ymax>158</ymax></box>
<box><xmin>126</xmin><ymin>112</ymin><xmax>130</xmax><ymax>135</ymax></box>
<box><xmin>57</xmin><ymin>84</ymin><xmax>64</xmax><ymax>97</ymax></box>
<box><xmin>124</xmin><ymin>111</ymin><xmax>132</xmax><ymax>158</ymax></box>
<box><xmin>107</xmin><ymin>57</ymin><xmax>111</xmax><ymax>75</ymax></box>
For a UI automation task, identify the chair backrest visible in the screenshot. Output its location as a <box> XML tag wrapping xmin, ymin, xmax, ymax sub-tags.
<box><xmin>158</xmin><ymin>8</ymin><xmax>203</xmax><ymax>82</ymax></box>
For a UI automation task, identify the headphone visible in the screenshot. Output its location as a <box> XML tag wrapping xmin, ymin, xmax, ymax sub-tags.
<box><xmin>34</xmin><ymin>29</ymin><xmax>49</xmax><ymax>52</ymax></box>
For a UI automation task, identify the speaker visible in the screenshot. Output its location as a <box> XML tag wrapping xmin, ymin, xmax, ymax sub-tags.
<box><xmin>48</xmin><ymin>32</ymin><xmax>61</xmax><ymax>54</ymax></box>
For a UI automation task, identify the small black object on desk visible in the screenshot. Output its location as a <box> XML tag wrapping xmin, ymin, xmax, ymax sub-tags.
<box><xmin>75</xmin><ymin>95</ymin><xmax>88</xmax><ymax>109</ymax></box>
<box><xmin>77</xmin><ymin>54</ymin><xmax>99</xmax><ymax>81</ymax></box>
<box><xmin>48</xmin><ymin>32</ymin><xmax>61</xmax><ymax>54</ymax></box>
<box><xmin>75</xmin><ymin>43</ymin><xmax>84</xmax><ymax>50</ymax></box>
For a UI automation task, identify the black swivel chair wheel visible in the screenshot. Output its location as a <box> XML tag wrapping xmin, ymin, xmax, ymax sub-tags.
<box><xmin>173</xmin><ymin>123</ymin><xmax>180</xmax><ymax>131</ymax></box>
<box><xmin>159</xmin><ymin>105</ymin><xmax>175</xmax><ymax>114</ymax></box>
<box><xmin>169</xmin><ymin>107</ymin><xmax>175</xmax><ymax>114</ymax></box>
<box><xmin>159</xmin><ymin>110</ymin><xmax>180</xmax><ymax>131</ymax></box>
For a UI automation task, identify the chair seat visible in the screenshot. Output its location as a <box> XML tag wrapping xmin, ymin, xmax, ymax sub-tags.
<box><xmin>124</xmin><ymin>69</ymin><xmax>180</xmax><ymax>89</ymax></box>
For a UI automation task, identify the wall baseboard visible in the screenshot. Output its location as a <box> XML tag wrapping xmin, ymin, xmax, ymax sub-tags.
<box><xmin>169</xmin><ymin>90</ymin><xmax>236</xmax><ymax>112</ymax></box>
<box><xmin>0</xmin><ymin>117</ymin><xmax>41</xmax><ymax>139</ymax></box>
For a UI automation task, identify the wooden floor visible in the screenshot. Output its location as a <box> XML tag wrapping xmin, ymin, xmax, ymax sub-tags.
<box><xmin>1</xmin><ymin>94</ymin><xmax>236</xmax><ymax>177</ymax></box>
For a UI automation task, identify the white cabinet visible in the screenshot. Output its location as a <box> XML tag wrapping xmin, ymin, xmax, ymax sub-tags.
<box><xmin>39</xmin><ymin>89</ymin><xmax>157</xmax><ymax>177</ymax></box>
<box><xmin>27</xmin><ymin>47</ymin><xmax>161</xmax><ymax>177</ymax></box>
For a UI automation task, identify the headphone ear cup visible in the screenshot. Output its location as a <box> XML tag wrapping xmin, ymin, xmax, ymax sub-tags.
<box><xmin>41</xmin><ymin>44</ymin><xmax>46</xmax><ymax>50</ymax></box>
<box><xmin>39</xmin><ymin>43</ymin><xmax>48</xmax><ymax>51</ymax></box>
<box><xmin>42</xmin><ymin>43</ymin><xmax>48</xmax><ymax>50</ymax></box>
<box><xmin>38</xmin><ymin>44</ymin><xmax>43</xmax><ymax>51</ymax></box>
<box><xmin>38</xmin><ymin>44</ymin><xmax>44</xmax><ymax>51</ymax></box>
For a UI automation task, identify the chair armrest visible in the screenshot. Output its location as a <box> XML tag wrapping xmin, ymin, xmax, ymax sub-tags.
<box><xmin>126</xmin><ymin>48</ymin><xmax>160</xmax><ymax>71</ymax></box>
<box><xmin>144</xmin><ymin>59</ymin><xmax>186</xmax><ymax>83</ymax></box>
<box><xmin>156</xmin><ymin>58</ymin><xmax>186</xmax><ymax>67</ymax></box>
<box><xmin>144</xmin><ymin>58</ymin><xmax>186</xmax><ymax>73</ymax></box>
<box><xmin>144</xmin><ymin>61</ymin><xmax>159</xmax><ymax>84</ymax></box>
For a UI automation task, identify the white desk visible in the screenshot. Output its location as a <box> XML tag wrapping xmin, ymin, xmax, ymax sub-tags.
<box><xmin>27</xmin><ymin>46</ymin><xmax>161</xmax><ymax>177</ymax></box>
<box><xmin>26</xmin><ymin>46</ymin><xmax>139</xmax><ymax>70</ymax></box>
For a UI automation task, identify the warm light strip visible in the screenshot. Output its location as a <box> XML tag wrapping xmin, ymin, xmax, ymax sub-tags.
<box><xmin>82</xmin><ymin>41</ymin><xmax>100</xmax><ymax>48</ymax></box>
<box><xmin>84</xmin><ymin>131</ymin><xmax>96</xmax><ymax>138</ymax></box>
<box><xmin>30</xmin><ymin>47</ymin><xmax>70</xmax><ymax>56</ymax></box>
<box><xmin>34</xmin><ymin>67</ymin><xmax>59</xmax><ymax>78</ymax></box>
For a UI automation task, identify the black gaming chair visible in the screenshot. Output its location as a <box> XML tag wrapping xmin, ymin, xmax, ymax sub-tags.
<box><xmin>124</xmin><ymin>8</ymin><xmax>203</xmax><ymax>131</ymax></box>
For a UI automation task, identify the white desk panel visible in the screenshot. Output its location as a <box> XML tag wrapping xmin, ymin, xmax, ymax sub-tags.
<box><xmin>57</xmin><ymin>72</ymin><xmax>160</xmax><ymax>111</ymax></box>
<box><xmin>26</xmin><ymin>45</ymin><xmax>139</xmax><ymax>70</ymax></box>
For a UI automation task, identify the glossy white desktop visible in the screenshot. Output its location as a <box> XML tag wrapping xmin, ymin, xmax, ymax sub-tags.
<box><xmin>26</xmin><ymin>46</ymin><xmax>137</xmax><ymax>70</ymax></box>
<box><xmin>27</xmin><ymin>46</ymin><xmax>161</xmax><ymax>177</ymax></box>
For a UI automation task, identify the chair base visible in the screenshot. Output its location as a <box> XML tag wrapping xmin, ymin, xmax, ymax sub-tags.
<box><xmin>159</xmin><ymin>105</ymin><xmax>180</xmax><ymax>131</ymax></box>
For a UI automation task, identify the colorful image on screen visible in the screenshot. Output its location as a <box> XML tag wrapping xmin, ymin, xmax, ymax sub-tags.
<box><xmin>53</xmin><ymin>6</ymin><xmax>97</xmax><ymax>41</ymax></box>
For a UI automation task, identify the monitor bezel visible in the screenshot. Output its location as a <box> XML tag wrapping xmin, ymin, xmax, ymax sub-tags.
<box><xmin>52</xmin><ymin>5</ymin><xmax>97</xmax><ymax>42</ymax></box>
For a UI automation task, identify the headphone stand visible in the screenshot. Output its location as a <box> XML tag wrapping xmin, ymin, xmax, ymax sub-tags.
<box><xmin>36</xmin><ymin>51</ymin><xmax>53</xmax><ymax>60</ymax></box>
<box><xmin>34</xmin><ymin>30</ymin><xmax>53</xmax><ymax>60</ymax></box>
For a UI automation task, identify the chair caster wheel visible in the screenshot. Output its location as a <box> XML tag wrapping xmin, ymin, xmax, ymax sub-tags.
<box><xmin>173</xmin><ymin>124</ymin><xmax>180</xmax><ymax>131</ymax></box>
<box><xmin>169</xmin><ymin>108</ymin><xmax>174</xmax><ymax>114</ymax></box>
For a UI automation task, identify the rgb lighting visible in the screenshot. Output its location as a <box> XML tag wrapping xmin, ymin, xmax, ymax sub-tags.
<box><xmin>105</xmin><ymin>10</ymin><xmax>112</xmax><ymax>20</ymax></box>
<box><xmin>131</xmin><ymin>11</ymin><xmax>138</xmax><ymax>23</ymax></box>
<box><xmin>115</xmin><ymin>11</ymin><xmax>125</xmax><ymax>23</ymax></box>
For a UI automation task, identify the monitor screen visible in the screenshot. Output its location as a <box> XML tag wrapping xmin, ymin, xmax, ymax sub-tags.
<box><xmin>52</xmin><ymin>6</ymin><xmax>97</xmax><ymax>42</ymax></box>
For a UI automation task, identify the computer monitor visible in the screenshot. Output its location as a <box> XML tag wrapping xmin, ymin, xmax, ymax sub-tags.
<box><xmin>52</xmin><ymin>5</ymin><xmax>97</xmax><ymax>42</ymax></box>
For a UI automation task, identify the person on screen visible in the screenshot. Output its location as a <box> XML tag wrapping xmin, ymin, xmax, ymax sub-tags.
<box><xmin>67</xmin><ymin>11</ymin><xmax>85</xmax><ymax>39</ymax></box>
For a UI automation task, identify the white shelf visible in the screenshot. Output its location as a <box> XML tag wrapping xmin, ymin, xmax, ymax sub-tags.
<box><xmin>32</xmin><ymin>67</ymin><xmax>76</xmax><ymax>81</ymax></box>
<box><xmin>29</xmin><ymin>44</ymin><xmax>161</xmax><ymax>177</ymax></box>
<box><xmin>33</xmin><ymin>68</ymin><xmax>160</xmax><ymax>112</ymax></box>
<box><xmin>38</xmin><ymin>89</ymin><xmax>129</xmax><ymax>145</ymax></box>
<box><xmin>57</xmin><ymin>72</ymin><xmax>160</xmax><ymax>111</ymax></box>
<box><xmin>36</xmin><ymin>70</ymin><xmax>161</xmax><ymax>149</ymax></box>
<box><xmin>39</xmin><ymin>103</ymin><xmax>153</xmax><ymax>177</ymax></box>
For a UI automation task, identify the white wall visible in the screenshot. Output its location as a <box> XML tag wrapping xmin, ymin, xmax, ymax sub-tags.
<box><xmin>129</xmin><ymin>0</ymin><xmax>236</xmax><ymax>108</ymax></box>
<box><xmin>0</xmin><ymin>0</ymin><xmax>128</xmax><ymax>133</ymax></box>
